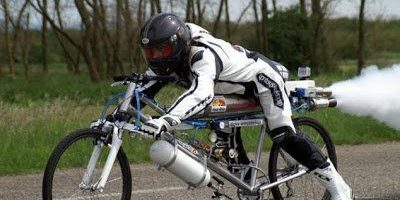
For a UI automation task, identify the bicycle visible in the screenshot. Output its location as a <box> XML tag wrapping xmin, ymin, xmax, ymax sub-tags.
<box><xmin>42</xmin><ymin>71</ymin><xmax>338</xmax><ymax>200</ymax></box>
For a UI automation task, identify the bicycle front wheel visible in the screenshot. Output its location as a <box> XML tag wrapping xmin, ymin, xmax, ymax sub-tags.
<box><xmin>268</xmin><ymin>117</ymin><xmax>336</xmax><ymax>200</ymax></box>
<box><xmin>42</xmin><ymin>128</ymin><xmax>132</xmax><ymax>200</ymax></box>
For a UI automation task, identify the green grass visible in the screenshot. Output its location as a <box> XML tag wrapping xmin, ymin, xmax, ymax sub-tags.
<box><xmin>1</xmin><ymin>62</ymin><xmax>399</xmax><ymax>175</ymax></box>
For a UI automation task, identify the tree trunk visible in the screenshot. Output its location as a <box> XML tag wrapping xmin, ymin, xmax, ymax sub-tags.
<box><xmin>122</xmin><ymin>0</ymin><xmax>135</xmax><ymax>69</ymax></box>
<box><xmin>10</xmin><ymin>1</ymin><xmax>29</xmax><ymax>68</ymax></box>
<box><xmin>169</xmin><ymin>0</ymin><xmax>174</xmax><ymax>13</ymax></box>
<box><xmin>186</xmin><ymin>0</ymin><xmax>194</xmax><ymax>22</ymax></box>
<box><xmin>114</xmin><ymin>0</ymin><xmax>124</xmax><ymax>75</ymax></box>
<box><xmin>232</xmin><ymin>1</ymin><xmax>252</xmax><ymax>33</ymax></box>
<box><xmin>75</xmin><ymin>0</ymin><xmax>101</xmax><ymax>82</ymax></box>
<box><xmin>261</xmin><ymin>0</ymin><xmax>268</xmax><ymax>54</ymax></box>
<box><xmin>357</xmin><ymin>0</ymin><xmax>366</xmax><ymax>75</ymax></box>
<box><xmin>252</xmin><ymin>0</ymin><xmax>261</xmax><ymax>50</ymax></box>
<box><xmin>196</xmin><ymin>0</ymin><xmax>204</xmax><ymax>26</ymax></box>
<box><xmin>91</xmin><ymin>0</ymin><xmax>105</xmax><ymax>79</ymax></box>
<box><xmin>29</xmin><ymin>0</ymin><xmax>82</xmax><ymax>73</ymax></box>
<box><xmin>95</xmin><ymin>0</ymin><xmax>115</xmax><ymax>77</ymax></box>
<box><xmin>153</xmin><ymin>0</ymin><xmax>161</xmax><ymax>13</ymax></box>
<box><xmin>310</xmin><ymin>0</ymin><xmax>322</xmax><ymax>73</ymax></box>
<box><xmin>1</xmin><ymin>0</ymin><xmax>16</xmax><ymax>76</ymax></box>
<box><xmin>310</xmin><ymin>0</ymin><xmax>333</xmax><ymax>73</ymax></box>
<box><xmin>136</xmin><ymin>0</ymin><xmax>146</xmax><ymax>72</ymax></box>
<box><xmin>54</xmin><ymin>0</ymin><xmax>79</xmax><ymax>73</ymax></box>
<box><xmin>224</xmin><ymin>0</ymin><xmax>231</xmax><ymax>40</ymax></box>
<box><xmin>272</xmin><ymin>0</ymin><xmax>277</xmax><ymax>14</ymax></box>
<box><xmin>300</xmin><ymin>0</ymin><xmax>307</xmax><ymax>17</ymax></box>
<box><xmin>212</xmin><ymin>0</ymin><xmax>224</xmax><ymax>36</ymax></box>
<box><xmin>22</xmin><ymin>13</ymin><xmax>31</xmax><ymax>79</ymax></box>
<box><xmin>150</xmin><ymin>0</ymin><xmax>161</xmax><ymax>15</ymax></box>
<box><xmin>41</xmin><ymin>0</ymin><xmax>48</xmax><ymax>73</ymax></box>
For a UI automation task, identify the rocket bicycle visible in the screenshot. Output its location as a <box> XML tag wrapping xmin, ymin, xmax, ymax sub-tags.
<box><xmin>42</xmin><ymin>73</ymin><xmax>338</xmax><ymax>200</ymax></box>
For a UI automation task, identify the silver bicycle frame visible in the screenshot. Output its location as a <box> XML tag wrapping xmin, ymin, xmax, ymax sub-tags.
<box><xmin>81</xmin><ymin>81</ymin><xmax>308</xmax><ymax>194</ymax></box>
<box><xmin>175</xmin><ymin>122</ymin><xmax>307</xmax><ymax>194</ymax></box>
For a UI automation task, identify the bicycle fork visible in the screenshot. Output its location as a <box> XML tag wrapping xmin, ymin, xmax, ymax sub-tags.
<box><xmin>80</xmin><ymin>126</ymin><xmax>123</xmax><ymax>192</ymax></box>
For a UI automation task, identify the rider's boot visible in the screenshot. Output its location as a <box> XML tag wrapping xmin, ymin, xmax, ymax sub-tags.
<box><xmin>311</xmin><ymin>159</ymin><xmax>354</xmax><ymax>200</ymax></box>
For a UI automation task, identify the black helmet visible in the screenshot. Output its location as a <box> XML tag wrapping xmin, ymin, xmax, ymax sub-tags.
<box><xmin>140</xmin><ymin>13</ymin><xmax>190</xmax><ymax>75</ymax></box>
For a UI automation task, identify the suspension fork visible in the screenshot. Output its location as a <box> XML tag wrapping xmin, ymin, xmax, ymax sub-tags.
<box><xmin>80</xmin><ymin>140</ymin><xmax>103</xmax><ymax>189</ymax></box>
<box><xmin>81</xmin><ymin>126</ymin><xmax>123</xmax><ymax>192</ymax></box>
<box><xmin>97</xmin><ymin>126</ymin><xmax>123</xmax><ymax>191</ymax></box>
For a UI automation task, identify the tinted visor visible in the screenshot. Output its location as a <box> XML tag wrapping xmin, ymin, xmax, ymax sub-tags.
<box><xmin>144</xmin><ymin>43</ymin><xmax>173</xmax><ymax>59</ymax></box>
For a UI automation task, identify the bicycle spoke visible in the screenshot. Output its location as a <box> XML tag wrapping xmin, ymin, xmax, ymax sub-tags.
<box><xmin>269</xmin><ymin>117</ymin><xmax>334</xmax><ymax>199</ymax></box>
<box><xmin>43</xmin><ymin>129</ymin><xmax>131</xmax><ymax>200</ymax></box>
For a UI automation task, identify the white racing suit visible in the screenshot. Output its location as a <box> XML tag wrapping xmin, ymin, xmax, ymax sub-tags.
<box><xmin>141</xmin><ymin>23</ymin><xmax>352</xmax><ymax>199</ymax></box>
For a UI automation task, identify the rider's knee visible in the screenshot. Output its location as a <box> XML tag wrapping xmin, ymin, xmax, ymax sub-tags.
<box><xmin>269</xmin><ymin>126</ymin><xmax>295</xmax><ymax>144</ymax></box>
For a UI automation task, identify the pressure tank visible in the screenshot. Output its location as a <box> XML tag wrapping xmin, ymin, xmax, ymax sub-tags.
<box><xmin>149</xmin><ymin>140</ymin><xmax>211</xmax><ymax>187</ymax></box>
<box><xmin>193</xmin><ymin>94</ymin><xmax>263</xmax><ymax>118</ymax></box>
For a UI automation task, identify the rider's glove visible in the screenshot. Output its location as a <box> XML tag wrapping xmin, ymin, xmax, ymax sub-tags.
<box><xmin>141</xmin><ymin>114</ymin><xmax>181</xmax><ymax>139</ymax></box>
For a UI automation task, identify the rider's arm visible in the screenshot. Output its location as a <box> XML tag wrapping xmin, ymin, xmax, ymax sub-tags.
<box><xmin>131</xmin><ymin>70</ymin><xmax>167</xmax><ymax>108</ymax></box>
<box><xmin>166</xmin><ymin>48</ymin><xmax>219</xmax><ymax>120</ymax></box>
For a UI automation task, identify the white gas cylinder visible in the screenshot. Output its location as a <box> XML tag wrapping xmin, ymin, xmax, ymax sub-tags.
<box><xmin>149</xmin><ymin>140</ymin><xmax>211</xmax><ymax>187</ymax></box>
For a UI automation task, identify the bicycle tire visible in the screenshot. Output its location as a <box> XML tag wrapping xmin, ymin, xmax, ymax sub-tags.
<box><xmin>268</xmin><ymin>117</ymin><xmax>337</xmax><ymax>200</ymax></box>
<box><xmin>42</xmin><ymin>128</ymin><xmax>132</xmax><ymax>200</ymax></box>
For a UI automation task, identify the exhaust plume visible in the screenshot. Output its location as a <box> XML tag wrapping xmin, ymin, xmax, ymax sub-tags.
<box><xmin>328</xmin><ymin>64</ymin><xmax>400</xmax><ymax>130</ymax></box>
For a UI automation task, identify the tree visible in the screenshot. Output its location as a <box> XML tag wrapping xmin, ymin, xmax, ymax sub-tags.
<box><xmin>54</xmin><ymin>0</ymin><xmax>80</xmax><ymax>73</ymax></box>
<box><xmin>261</xmin><ymin>0</ymin><xmax>268</xmax><ymax>54</ymax></box>
<box><xmin>267</xmin><ymin>6</ymin><xmax>310</xmax><ymax>70</ymax></box>
<box><xmin>185</xmin><ymin>0</ymin><xmax>195</xmax><ymax>22</ymax></box>
<box><xmin>1</xmin><ymin>0</ymin><xmax>16</xmax><ymax>76</ymax></box>
<box><xmin>75</xmin><ymin>0</ymin><xmax>102</xmax><ymax>82</ymax></box>
<box><xmin>196</xmin><ymin>0</ymin><xmax>206</xmax><ymax>26</ymax></box>
<box><xmin>21</xmin><ymin>12</ymin><xmax>31</xmax><ymax>79</ymax></box>
<box><xmin>41</xmin><ymin>0</ymin><xmax>48</xmax><ymax>73</ymax></box>
<box><xmin>224</xmin><ymin>0</ymin><xmax>231</xmax><ymax>40</ymax></box>
<box><xmin>252</xmin><ymin>0</ymin><xmax>261</xmax><ymax>51</ymax></box>
<box><xmin>357</xmin><ymin>0</ymin><xmax>366</xmax><ymax>75</ymax></box>
<box><xmin>232</xmin><ymin>1</ymin><xmax>252</xmax><ymax>33</ymax></box>
<box><xmin>122</xmin><ymin>0</ymin><xmax>136</xmax><ymax>69</ymax></box>
<box><xmin>212</xmin><ymin>0</ymin><xmax>224</xmax><ymax>36</ymax></box>
<box><xmin>310</xmin><ymin>0</ymin><xmax>333</xmax><ymax>73</ymax></box>
<box><xmin>272</xmin><ymin>0</ymin><xmax>277</xmax><ymax>14</ymax></box>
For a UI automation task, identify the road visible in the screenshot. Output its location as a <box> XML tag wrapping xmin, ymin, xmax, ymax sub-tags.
<box><xmin>0</xmin><ymin>142</ymin><xmax>399</xmax><ymax>200</ymax></box>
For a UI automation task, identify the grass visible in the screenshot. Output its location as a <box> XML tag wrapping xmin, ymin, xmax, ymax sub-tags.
<box><xmin>1</xmin><ymin>62</ymin><xmax>399</xmax><ymax>175</ymax></box>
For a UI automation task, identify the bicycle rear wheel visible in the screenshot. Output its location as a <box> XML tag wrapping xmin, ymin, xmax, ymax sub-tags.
<box><xmin>42</xmin><ymin>128</ymin><xmax>132</xmax><ymax>200</ymax></box>
<box><xmin>268</xmin><ymin>117</ymin><xmax>336</xmax><ymax>200</ymax></box>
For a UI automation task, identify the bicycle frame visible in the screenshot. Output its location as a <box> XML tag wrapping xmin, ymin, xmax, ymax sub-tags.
<box><xmin>82</xmin><ymin>77</ymin><xmax>329</xmax><ymax>196</ymax></box>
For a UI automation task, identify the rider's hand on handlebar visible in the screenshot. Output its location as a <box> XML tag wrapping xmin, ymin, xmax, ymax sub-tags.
<box><xmin>141</xmin><ymin>115</ymin><xmax>181</xmax><ymax>139</ymax></box>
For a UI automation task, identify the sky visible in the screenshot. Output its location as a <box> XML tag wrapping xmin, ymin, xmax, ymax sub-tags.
<box><xmin>6</xmin><ymin>0</ymin><xmax>400</xmax><ymax>29</ymax></box>
<box><xmin>230</xmin><ymin>0</ymin><xmax>400</xmax><ymax>21</ymax></box>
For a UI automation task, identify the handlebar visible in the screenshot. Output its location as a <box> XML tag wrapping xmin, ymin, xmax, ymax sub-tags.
<box><xmin>113</xmin><ymin>74</ymin><xmax>177</xmax><ymax>84</ymax></box>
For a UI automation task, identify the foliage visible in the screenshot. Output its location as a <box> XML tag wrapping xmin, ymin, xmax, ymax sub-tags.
<box><xmin>0</xmin><ymin>64</ymin><xmax>120</xmax><ymax>105</ymax></box>
<box><xmin>266</xmin><ymin>6</ymin><xmax>311</xmax><ymax>72</ymax></box>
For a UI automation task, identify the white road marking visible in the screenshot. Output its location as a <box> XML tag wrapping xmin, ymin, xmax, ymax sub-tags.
<box><xmin>56</xmin><ymin>186</ymin><xmax>186</xmax><ymax>200</ymax></box>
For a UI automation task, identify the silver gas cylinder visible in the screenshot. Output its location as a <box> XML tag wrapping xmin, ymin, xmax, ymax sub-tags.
<box><xmin>149</xmin><ymin>140</ymin><xmax>211</xmax><ymax>187</ymax></box>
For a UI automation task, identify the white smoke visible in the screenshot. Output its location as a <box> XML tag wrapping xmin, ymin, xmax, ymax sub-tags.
<box><xmin>328</xmin><ymin>64</ymin><xmax>400</xmax><ymax>130</ymax></box>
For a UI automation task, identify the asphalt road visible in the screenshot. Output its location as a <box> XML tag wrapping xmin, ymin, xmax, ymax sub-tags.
<box><xmin>0</xmin><ymin>142</ymin><xmax>399</xmax><ymax>200</ymax></box>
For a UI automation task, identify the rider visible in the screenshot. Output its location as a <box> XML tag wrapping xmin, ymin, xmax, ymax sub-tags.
<box><xmin>138</xmin><ymin>13</ymin><xmax>353</xmax><ymax>200</ymax></box>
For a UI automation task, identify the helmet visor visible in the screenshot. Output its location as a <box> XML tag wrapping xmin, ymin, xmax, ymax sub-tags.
<box><xmin>144</xmin><ymin>43</ymin><xmax>173</xmax><ymax>60</ymax></box>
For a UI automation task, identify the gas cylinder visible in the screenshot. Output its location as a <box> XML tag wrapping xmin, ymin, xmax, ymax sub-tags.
<box><xmin>194</xmin><ymin>94</ymin><xmax>263</xmax><ymax>118</ymax></box>
<box><xmin>149</xmin><ymin>140</ymin><xmax>211</xmax><ymax>187</ymax></box>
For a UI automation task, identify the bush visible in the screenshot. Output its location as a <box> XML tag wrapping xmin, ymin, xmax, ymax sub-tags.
<box><xmin>266</xmin><ymin>6</ymin><xmax>311</xmax><ymax>71</ymax></box>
